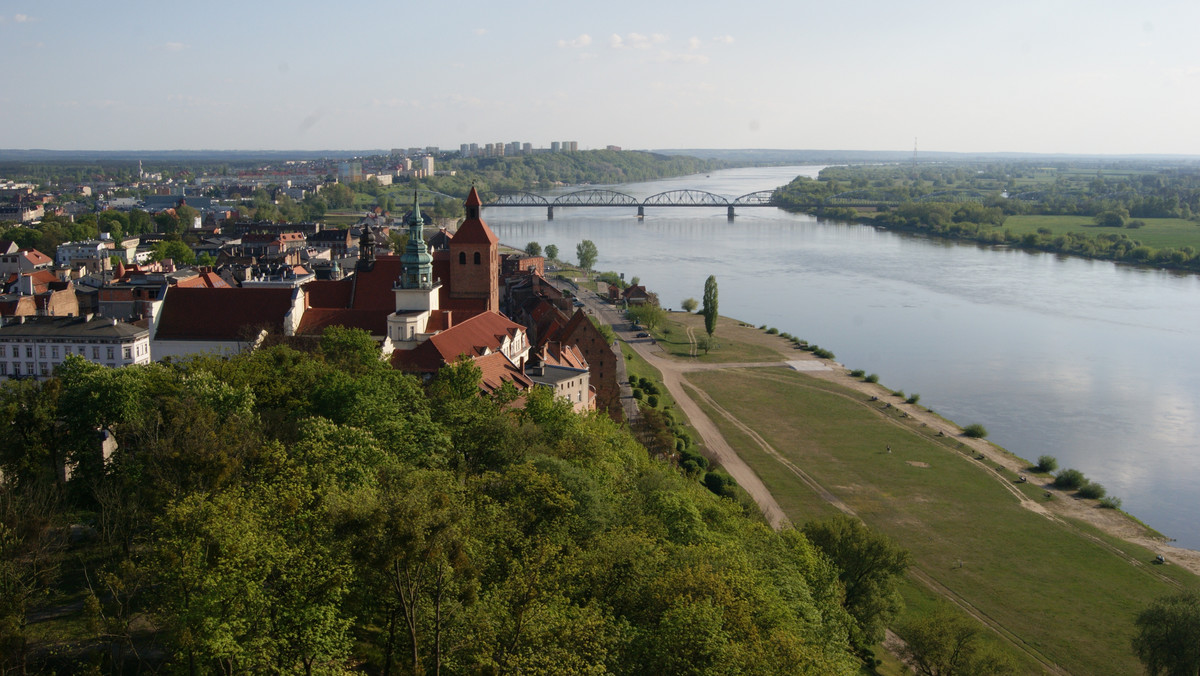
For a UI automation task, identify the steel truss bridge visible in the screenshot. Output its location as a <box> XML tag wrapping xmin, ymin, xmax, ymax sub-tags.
<box><xmin>483</xmin><ymin>189</ymin><xmax>778</xmax><ymax>220</ymax></box>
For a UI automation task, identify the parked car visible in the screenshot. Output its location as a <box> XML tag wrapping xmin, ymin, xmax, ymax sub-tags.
<box><xmin>636</xmin><ymin>332</ymin><xmax>650</xmax><ymax>338</ymax></box>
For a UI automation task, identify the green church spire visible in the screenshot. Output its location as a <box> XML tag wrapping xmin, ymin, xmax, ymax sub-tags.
<box><xmin>399</xmin><ymin>192</ymin><xmax>433</xmax><ymax>289</ymax></box>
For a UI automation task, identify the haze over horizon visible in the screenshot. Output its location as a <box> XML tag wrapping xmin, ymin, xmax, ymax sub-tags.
<box><xmin>3</xmin><ymin>0</ymin><xmax>1197</xmax><ymax>156</ymax></box>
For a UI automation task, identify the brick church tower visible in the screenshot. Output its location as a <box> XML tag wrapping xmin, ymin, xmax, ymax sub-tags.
<box><xmin>449</xmin><ymin>186</ymin><xmax>499</xmax><ymax>313</ymax></box>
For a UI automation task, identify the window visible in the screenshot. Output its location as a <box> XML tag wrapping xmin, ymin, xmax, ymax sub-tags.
<box><xmin>0</xmin><ymin>346</ymin><xmax>5</xmax><ymax>358</ymax></box>
<box><xmin>458</xmin><ymin>252</ymin><xmax>466</xmax><ymax>264</ymax></box>
<box><xmin>51</xmin><ymin>346</ymin><xmax>59</xmax><ymax>359</ymax></box>
<box><xmin>123</xmin><ymin>347</ymin><xmax>131</xmax><ymax>360</ymax></box>
<box><xmin>78</xmin><ymin>345</ymin><xmax>86</xmax><ymax>355</ymax></box>
<box><xmin>0</xmin><ymin>363</ymin><xmax>6</xmax><ymax>376</ymax></box>
<box><xmin>473</xmin><ymin>251</ymin><xmax>481</xmax><ymax>264</ymax></box>
<box><xmin>25</xmin><ymin>346</ymin><xmax>32</xmax><ymax>358</ymax></box>
<box><xmin>39</xmin><ymin>363</ymin><xmax>48</xmax><ymax>376</ymax></box>
<box><xmin>26</xmin><ymin>362</ymin><xmax>34</xmax><ymax>375</ymax></box>
<box><xmin>92</xmin><ymin>347</ymin><xmax>99</xmax><ymax>360</ymax></box>
<box><xmin>38</xmin><ymin>346</ymin><xmax>45</xmax><ymax>358</ymax></box>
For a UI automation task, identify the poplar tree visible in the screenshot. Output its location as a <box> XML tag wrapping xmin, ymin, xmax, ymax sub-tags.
<box><xmin>702</xmin><ymin>275</ymin><xmax>718</xmax><ymax>339</ymax></box>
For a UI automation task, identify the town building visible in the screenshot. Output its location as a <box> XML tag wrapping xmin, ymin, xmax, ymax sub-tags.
<box><xmin>56</xmin><ymin>240</ymin><xmax>113</xmax><ymax>273</ymax></box>
<box><xmin>0</xmin><ymin>244</ymin><xmax>53</xmax><ymax>275</ymax></box>
<box><xmin>0</xmin><ymin>315</ymin><xmax>151</xmax><ymax>380</ymax></box>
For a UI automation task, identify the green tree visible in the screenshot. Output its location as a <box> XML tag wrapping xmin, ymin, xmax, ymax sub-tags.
<box><xmin>322</xmin><ymin>183</ymin><xmax>355</xmax><ymax>209</ymax></box>
<box><xmin>802</xmin><ymin>515</ymin><xmax>910</xmax><ymax>652</ymax></box>
<box><xmin>681</xmin><ymin>297</ymin><xmax>699</xmax><ymax>313</ymax></box>
<box><xmin>544</xmin><ymin>244</ymin><xmax>558</xmax><ymax>261</ymax></box>
<box><xmin>152</xmin><ymin>240</ymin><xmax>195</xmax><ymax>265</ymax></box>
<box><xmin>320</xmin><ymin>326</ymin><xmax>381</xmax><ymax>375</ymax></box>
<box><xmin>1132</xmin><ymin>591</ymin><xmax>1200</xmax><ymax>676</ymax></box>
<box><xmin>525</xmin><ymin>241</ymin><xmax>542</xmax><ymax>257</ymax></box>
<box><xmin>627</xmin><ymin>304</ymin><xmax>665</xmax><ymax>330</ymax></box>
<box><xmin>900</xmin><ymin>607</ymin><xmax>1017</xmax><ymax>676</ymax></box>
<box><xmin>576</xmin><ymin>239</ymin><xmax>598</xmax><ymax>270</ymax></box>
<box><xmin>702</xmin><ymin>275</ymin><xmax>719</xmax><ymax>339</ymax></box>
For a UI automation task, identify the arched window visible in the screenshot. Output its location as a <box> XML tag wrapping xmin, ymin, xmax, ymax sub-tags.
<box><xmin>473</xmin><ymin>251</ymin><xmax>481</xmax><ymax>264</ymax></box>
<box><xmin>458</xmin><ymin>252</ymin><xmax>466</xmax><ymax>264</ymax></box>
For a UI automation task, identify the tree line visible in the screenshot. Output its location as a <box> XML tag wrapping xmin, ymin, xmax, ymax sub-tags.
<box><xmin>773</xmin><ymin>163</ymin><xmax>1200</xmax><ymax>271</ymax></box>
<box><xmin>0</xmin><ymin>327</ymin><xmax>909</xmax><ymax>675</ymax></box>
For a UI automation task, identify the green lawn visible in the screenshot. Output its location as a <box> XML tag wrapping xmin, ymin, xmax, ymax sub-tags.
<box><xmin>686</xmin><ymin>367</ymin><xmax>1197</xmax><ymax>675</ymax></box>
<box><xmin>1004</xmin><ymin>215</ymin><xmax>1200</xmax><ymax>250</ymax></box>
<box><xmin>649</xmin><ymin>313</ymin><xmax>794</xmax><ymax>364</ymax></box>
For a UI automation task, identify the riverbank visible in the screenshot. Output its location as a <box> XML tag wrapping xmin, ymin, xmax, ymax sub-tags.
<box><xmin>557</xmin><ymin>264</ymin><xmax>1200</xmax><ymax>672</ymax></box>
<box><xmin>652</xmin><ymin>310</ymin><xmax>1199</xmax><ymax>567</ymax></box>
<box><xmin>782</xmin><ymin>204</ymin><xmax>1200</xmax><ymax>274</ymax></box>
<box><xmin>643</xmin><ymin>311</ymin><xmax>1200</xmax><ymax>674</ymax></box>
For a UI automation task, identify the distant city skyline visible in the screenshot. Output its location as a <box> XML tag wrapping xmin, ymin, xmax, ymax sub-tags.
<box><xmin>2</xmin><ymin>0</ymin><xmax>1198</xmax><ymax>156</ymax></box>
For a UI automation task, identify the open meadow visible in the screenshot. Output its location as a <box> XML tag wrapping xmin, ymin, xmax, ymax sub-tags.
<box><xmin>647</xmin><ymin>315</ymin><xmax>1200</xmax><ymax>675</ymax></box>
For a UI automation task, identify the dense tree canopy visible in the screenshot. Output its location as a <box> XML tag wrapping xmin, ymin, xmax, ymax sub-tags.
<box><xmin>0</xmin><ymin>331</ymin><xmax>865</xmax><ymax>674</ymax></box>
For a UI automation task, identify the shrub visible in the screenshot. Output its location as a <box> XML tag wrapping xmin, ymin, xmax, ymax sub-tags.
<box><xmin>963</xmin><ymin>423</ymin><xmax>988</xmax><ymax>438</ymax></box>
<box><xmin>1127</xmin><ymin>220</ymin><xmax>1146</xmax><ymax>229</ymax></box>
<box><xmin>892</xmin><ymin>390</ymin><xmax>905</xmax><ymax>399</ymax></box>
<box><xmin>703</xmin><ymin>470</ymin><xmax>738</xmax><ymax>498</ymax></box>
<box><xmin>850</xmin><ymin>369</ymin><xmax>866</xmax><ymax>378</ymax></box>
<box><xmin>1053</xmin><ymin>468</ymin><xmax>1088</xmax><ymax>490</ymax></box>
<box><xmin>631</xmin><ymin>388</ymin><xmax>643</xmax><ymax>400</ymax></box>
<box><xmin>812</xmin><ymin>347</ymin><xmax>836</xmax><ymax>359</ymax></box>
<box><xmin>906</xmin><ymin>393</ymin><xmax>921</xmax><ymax>405</ymax></box>
<box><xmin>758</xmin><ymin>324</ymin><xmax>767</xmax><ymax>330</ymax></box>
<box><xmin>642</xmin><ymin>381</ymin><xmax>660</xmax><ymax>396</ymax></box>
<box><xmin>865</xmin><ymin>373</ymin><xmax>879</xmax><ymax>383</ymax></box>
<box><xmin>1077</xmin><ymin>482</ymin><xmax>1107</xmax><ymax>499</ymax></box>
<box><xmin>766</xmin><ymin>327</ymin><xmax>779</xmax><ymax>335</ymax></box>
<box><xmin>647</xmin><ymin>394</ymin><xmax>659</xmax><ymax>408</ymax></box>
<box><xmin>1099</xmin><ymin>496</ymin><xmax>1123</xmax><ymax>509</ymax></box>
<box><xmin>780</xmin><ymin>332</ymin><xmax>793</xmax><ymax>340</ymax></box>
<box><xmin>1035</xmin><ymin>455</ymin><xmax>1058</xmax><ymax>473</ymax></box>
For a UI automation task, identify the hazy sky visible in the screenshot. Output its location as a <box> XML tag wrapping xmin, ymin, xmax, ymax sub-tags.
<box><xmin>3</xmin><ymin>0</ymin><xmax>1197</xmax><ymax>154</ymax></box>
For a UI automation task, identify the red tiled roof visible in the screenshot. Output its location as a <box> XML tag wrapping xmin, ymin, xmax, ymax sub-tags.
<box><xmin>297</xmin><ymin>308</ymin><xmax>385</xmax><ymax>336</ymax></box>
<box><xmin>425</xmin><ymin>311</ymin><xmax>523</xmax><ymax>362</ymax></box>
<box><xmin>174</xmin><ymin>271</ymin><xmax>230</xmax><ymax>289</ymax></box>
<box><xmin>465</xmin><ymin>186</ymin><xmax>482</xmax><ymax>207</ymax></box>
<box><xmin>155</xmin><ymin>287</ymin><xmax>296</xmax><ymax>340</ymax></box>
<box><xmin>451</xmin><ymin>198</ymin><xmax>499</xmax><ymax>245</ymax></box>
<box><xmin>20</xmin><ymin>249</ymin><xmax>52</xmax><ymax>266</ymax></box>
<box><xmin>390</xmin><ymin>311</ymin><xmax>523</xmax><ymax>373</ymax></box>
<box><xmin>540</xmin><ymin>341</ymin><xmax>589</xmax><ymax>370</ymax></box>
<box><xmin>475</xmin><ymin>351</ymin><xmax>533</xmax><ymax>394</ymax></box>
<box><xmin>304</xmin><ymin>279</ymin><xmax>353</xmax><ymax>308</ymax></box>
<box><xmin>297</xmin><ymin>257</ymin><xmax>406</xmax><ymax>336</ymax></box>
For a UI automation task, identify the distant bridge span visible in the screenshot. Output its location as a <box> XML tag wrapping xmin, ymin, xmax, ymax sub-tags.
<box><xmin>482</xmin><ymin>188</ymin><xmax>780</xmax><ymax>220</ymax></box>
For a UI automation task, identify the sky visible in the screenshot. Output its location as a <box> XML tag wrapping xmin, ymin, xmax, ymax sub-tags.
<box><xmin>2</xmin><ymin>0</ymin><xmax>1198</xmax><ymax>155</ymax></box>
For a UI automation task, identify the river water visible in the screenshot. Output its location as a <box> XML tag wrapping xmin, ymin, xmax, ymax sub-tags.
<box><xmin>484</xmin><ymin>166</ymin><xmax>1200</xmax><ymax>549</ymax></box>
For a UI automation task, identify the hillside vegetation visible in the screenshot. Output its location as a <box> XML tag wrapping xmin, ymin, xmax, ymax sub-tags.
<box><xmin>0</xmin><ymin>328</ymin><xmax>860</xmax><ymax>675</ymax></box>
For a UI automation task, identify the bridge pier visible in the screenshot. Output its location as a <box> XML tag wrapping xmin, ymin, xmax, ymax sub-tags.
<box><xmin>547</xmin><ymin>206</ymin><xmax>554</xmax><ymax>220</ymax></box>
<box><xmin>727</xmin><ymin>205</ymin><xmax>735</xmax><ymax>221</ymax></box>
<box><xmin>637</xmin><ymin>205</ymin><xmax>644</xmax><ymax>219</ymax></box>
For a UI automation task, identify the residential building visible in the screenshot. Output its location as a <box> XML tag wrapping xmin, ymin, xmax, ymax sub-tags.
<box><xmin>56</xmin><ymin>240</ymin><xmax>113</xmax><ymax>273</ymax></box>
<box><xmin>0</xmin><ymin>315</ymin><xmax>151</xmax><ymax>380</ymax></box>
<box><xmin>0</xmin><ymin>246</ymin><xmax>53</xmax><ymax>275</ymax></box>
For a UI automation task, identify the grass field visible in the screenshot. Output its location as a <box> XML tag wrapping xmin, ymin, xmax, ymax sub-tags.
<box><xmin>649</xmin><ymin>312</ymin><xmax>796</xmax><ymax>364</ymax></box>
<box><xmin>1004</xmin><ymin>214</ymin><xmax>1200</xmax><ymax>250</ymax></box>
<box><xmin>685</xmin><ymin>366</ymin><xmax>1198</xmax><ymax>675</ymax></box>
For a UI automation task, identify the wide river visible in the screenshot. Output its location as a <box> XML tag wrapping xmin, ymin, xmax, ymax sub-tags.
<box><xmin>484</xmin><ymin>165</ymin><xmax>1200</xmax><ymax>549</ymax></box>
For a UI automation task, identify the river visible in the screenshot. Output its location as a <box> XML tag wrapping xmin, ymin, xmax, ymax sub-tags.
<box><xmin>483</xmin><ymin>165</ymin><xmax>1200</xmax><ymax>549</ymax></box>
